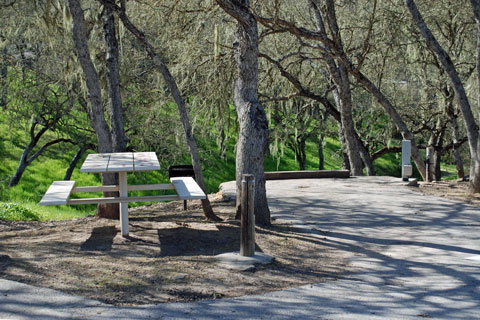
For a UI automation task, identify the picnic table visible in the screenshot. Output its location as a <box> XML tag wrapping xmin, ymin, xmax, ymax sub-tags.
<box><xmin>40</xmin><ymin>152</ymin><xmax>206</xmax><ymax>236</ymax></box>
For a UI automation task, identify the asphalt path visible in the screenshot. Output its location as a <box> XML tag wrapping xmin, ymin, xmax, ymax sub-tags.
<box><xmin>1</xmin><ymin>176</ymin><xmax>479</xmax><ymax>319</ymax></box>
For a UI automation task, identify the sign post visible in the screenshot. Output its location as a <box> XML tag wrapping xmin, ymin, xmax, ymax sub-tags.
<box><xmin>402</xmin><ymin>140</ymin><xmax>412</xmax><ymax>181</ymax></box>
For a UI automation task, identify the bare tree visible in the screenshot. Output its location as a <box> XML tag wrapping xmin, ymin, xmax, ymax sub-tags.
<box><xmin>256</xmin><ymin>8</ymin><xmax>427</xmax><ymax>180</ymax></box>
<box><xmin>310</xmin><ymin>0</ymin><xmax>374</xmax><ymax>175</ymax></box>
<box><xmin>99</xmin><ymin>0</ymin><xmax>221</xmax><ymax>221</ymax></box>
<box><xmin>67</xmin><ymin>0</ymin><xmax>122</xmax><ymax>219</ymax></box>
<box><xmin>405</xmin><ymin>0</ymin><xmax>480</xmax><ymax>191</ymax></box>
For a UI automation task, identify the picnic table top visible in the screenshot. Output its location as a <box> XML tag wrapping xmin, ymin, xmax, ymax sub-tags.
<box><xmin>80</xmin><ymin>152</ymin><xmax>160</xmax><ymax>173</ymax></box>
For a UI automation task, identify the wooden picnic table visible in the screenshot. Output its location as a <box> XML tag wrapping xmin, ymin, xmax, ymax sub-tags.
<box><xmin>40</xmin><ymin>152</ymin><xmax>206</xmax><ymax>236</ymax></box>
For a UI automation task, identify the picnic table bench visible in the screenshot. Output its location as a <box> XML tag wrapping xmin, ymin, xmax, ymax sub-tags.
<box><xmin>40</xmin><ymin>152</ymin><xmax>206</xmax><ymax>236</ymax></box>
<box><xmin>39</xmin><ymin>177</ymin><xmax>204</xmax><ymax>205</ymax></box>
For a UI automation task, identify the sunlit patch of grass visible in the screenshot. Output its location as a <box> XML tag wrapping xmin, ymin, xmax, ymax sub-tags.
<box><xmin>0</xmin><ymin>202</ymin><xmax>41</xmax><ymax>221</ymax></box>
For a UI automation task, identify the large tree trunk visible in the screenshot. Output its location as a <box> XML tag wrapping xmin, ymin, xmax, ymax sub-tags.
<box><xmin>216</xmin><ymin>0</ymin><xmax>271</xmax><ymax>226</ymax></box>
<box><xmin>68</xmin><ymin>0</ymin><xmax>112</xmax><ymax>155</ymax></box>
<box><xmin>471</xmin><ymin>0</ymin><xmax>480</xmax><ymax>190</ymax></box>
<box><xmin>103</xmin><ymin>6</ymin><xmax>127</xmax><ymax>153</ymax></box>
<box><xmin>102</xmin><ymin>0</ymin><xmax>220</xmax><ymax>221</ymax></box>
<box><xmin>433</xmin><ymin>148</ymin><xmax>442</xmax><ymax>182</ymax></box>
<box><xmin>68</xmin><ymin>0</ymin><xmax>117</xmax><ymax>218</ymax></box>
<box><xmin>101</xmin><ymin>5</ymin><xmax>128</xmax><ymax>219</ymax></box>
<box><xmin>337</xmin><ymin>123</ymin><xmax>351</xmax><ymax>171</ymax></box>
<box><xmin>405</xmin><ymin>0</ymin><xmax>480</xmax><ymax>191</ymax></box>
<box><xmin>332</xmin><ymin>89</ymin><xmax>363</xmax><ymax>175</ymax></box>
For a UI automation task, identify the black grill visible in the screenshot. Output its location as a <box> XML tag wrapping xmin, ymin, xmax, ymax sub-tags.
<box><xmin>168</xmin><ymin>165</ymin><xmax>196</xmax><ymax>211</ymax></box>
<box><xmin>168</xmin><ymin>165</ymin><xmax>195</xmax><ymax>179</ymax></box>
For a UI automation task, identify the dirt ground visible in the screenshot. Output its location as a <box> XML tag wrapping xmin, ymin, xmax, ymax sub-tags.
<box><xmin>411</xmin><ymin>179</ymin><xmax>480</xmax><ymax>206</ymax></box>
<box><xmin>0</xmin><ymin>193</ymin><xmax>349</xmax><ymax>306</ymax></box>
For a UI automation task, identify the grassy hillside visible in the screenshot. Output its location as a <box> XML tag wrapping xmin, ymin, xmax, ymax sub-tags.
<box><xmin>0</xmin><ymin>112</ymin><xmax>445</xmax><ymax>222</ymax></box>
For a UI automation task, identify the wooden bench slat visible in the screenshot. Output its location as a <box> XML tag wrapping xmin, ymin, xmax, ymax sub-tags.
<box><xmin>127</xmin><ymin>184</ymin><xmax>175</xmax><ymax>191</ymax></box>
<box><xmin>40</xmin><ymin>181</ymin><xmax>76</xmax><ymax>206</ymax></box>
<box><xmin>66</xmin><ymin>194</ymin><xmax>179</xmax><ymax>205</ymax></box>
<box><xmin>170</xmin><ymin>177</ymin><xmax>206</xmax><ymax>200</ymax></box>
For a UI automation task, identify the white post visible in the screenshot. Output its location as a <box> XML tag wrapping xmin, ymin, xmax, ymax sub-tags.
<box><xmin>401</xmin><ymin>140</ymin><xmax>412</xmax><ymax>181</ymax></box>
<box><xmin>119</xmin><ymin>171</ymin><xmax>129</xmax><ymax>236</ymax></box>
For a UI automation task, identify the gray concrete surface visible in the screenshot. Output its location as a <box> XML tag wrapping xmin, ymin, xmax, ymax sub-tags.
<box><xmin>215</xmin><ymin>252</ymin><xmax>273</xmax><ymax>271</ymax></box>
<box><xmin>1</xmin><ymin>176</ymin><xmax>480</xmax><ymax>319</ymax></box>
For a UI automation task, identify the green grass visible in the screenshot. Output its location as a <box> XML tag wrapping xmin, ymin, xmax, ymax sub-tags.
<box><xmin>440</xmin><ymin>163</ymin><xmax>460</xmax><ymax>181</ymax></box>
<box><xmin>0</xmin><ymin>202</ymin><xmax>41</xmax><ymax>221</ymax></box>
<box><xmin>2</xmin><ymin>109</ymin><xmax>463</xmax><ymax>222</ymax></box>
<box><xmin>373</xmin><ymin>152</ymin><xmax>402</xmax><ymax>177</ymax></box>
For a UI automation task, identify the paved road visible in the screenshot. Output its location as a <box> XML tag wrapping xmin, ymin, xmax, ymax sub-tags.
<box><xmin>1</xmin><ymin>176</ymin><xmax>479</xmax><ymax>319</ymax></box>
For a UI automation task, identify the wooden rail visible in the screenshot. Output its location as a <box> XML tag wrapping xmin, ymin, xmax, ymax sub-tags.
<box><xmin>67</xmin><ymin>194</ymin><xmax>179</xmax><ymax>205</ymax></box>
<box><xmin>264</xmin><ymin>170</ymin><xmax>350</xmax><ymax>180</ymax></box>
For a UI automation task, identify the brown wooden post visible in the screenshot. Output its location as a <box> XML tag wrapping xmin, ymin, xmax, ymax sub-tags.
<box><xmin>426</xmin><ymin>147</ymin><xmax>434</xmax><ymax>182</ymax></box>
<box><xmin>240</xmin><ymin>174</ymin><xmax>255</xmax><ymax>257</ymax></box>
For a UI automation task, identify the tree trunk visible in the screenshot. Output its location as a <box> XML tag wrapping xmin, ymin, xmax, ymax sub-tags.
<box><xmin>68</xmin><ymin>0</ymin><xmax>112</xmax><ymax>155</ymax></box>
<box><xmin>64</xmin><ymin>145</ymin><xmax>86</xmax><ymax>181</ymax></box>
<box><xmin>68</xmin><ymin>0</ymin><xmax>117</xmax><ymax>218</ymax></box>
<box><xmin>471</xmin><ymin>0</ymin><xmax>480</xmax><ymax>121</ymax></box>
<box><xmin>100</xmin><ymin>5</ymin><xmax>128</xmax><ymax>219</ymax></box>
<box><xmin>9</xmin><ymin>120</ymin><xmax>73</xmax><ymax>187</ymax></box>
<box><xmin>471</xmin><ymin>0</ymin><xmax>480</xmax><ymax>190</ymax></box>
<box><xmin>318</xmin><ymin>141</ymin><xmax>325</xmax><ymax>170</ymax></box>
<box><xmin>9</xmin><ymin>145</ymin><xmax>31</xmax><ymax>187</ymax></box>
<box><xmin>355</xmin><ymin>133</ymin><xmax>375</xmax><ymax>175</ymax></box>
<box><xmin>219</xmin><ymin>127</ymin><xmax>226</xmax><ymax>159</ymax></box>
<box><xmin>448</xmin><ymin>106</ymin><xmax>465</xmax><ymax>180</ymax></box>
<box><xmin>103</xmin><ymin>0</ymin><xmax>220</xmax><ymax>221</ymax></box>
<box><xmin>103</xmin><ymin>6</ymin><xmax>127</xmax><ymax>153</ymax></box>
<box><xmin>216</xmin><ymin>0</ymin><xmax>271</xmax><ymax>226</ymax></box>
<box><xmin>433</xmin><ymin>148</ymin><xmax>442</xmax><ymax>182</ymax></box>
<box><xmin>0</xmin><ymin>55</ymin><xmax>7</xmax><ymax>109</ymax></box>
<box><xmin>318</xmin><ymin>112</ymin><xmax>327</xmax><ymax>170</ymax></box>
<box><xmin>10</xmin><ymin>136</ymin><xmax>76</xmax><ymax>187</ymax></box>
<box><xmin>296</xmin><ymin>139</ymin><xmax>307</xmax><ymax>170</ymax></box>
<box><xmin>405</xmin><ymin>0</ymin><xmax>480</xmax><ymax>191</ymax></box>
<box><xmin>337</xmin><ymin>123</ymin><xmax>350</xmax><ymax>171</ymax></box>
<box><xmin>311</xmin><ymin>0</ymin><xmax>363</xmax><ymax>175</ymax></box>
<box><xmin>332</xmin><ymin>89</ymin><xmax>363</xmax><ymax>175</ymax></box>
<box><xmin>344</xmin><ymin>64</ymin><xmax>426</xmax><ymax>180</ymax></box>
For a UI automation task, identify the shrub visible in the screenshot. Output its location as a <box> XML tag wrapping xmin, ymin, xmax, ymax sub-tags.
<box><xmin>0</xmin><ymin>202</ymin><xmax>41</xmax><ymax>221</ymax></box>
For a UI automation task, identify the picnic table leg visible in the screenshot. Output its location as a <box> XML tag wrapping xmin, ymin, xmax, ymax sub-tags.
<box><xmin>119</xmin><ymin>171</ymin><xmax>129</xmax><ymax>236</ymax></box>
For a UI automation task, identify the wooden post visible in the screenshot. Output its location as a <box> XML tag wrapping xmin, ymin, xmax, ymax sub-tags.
<box><xmin>426</xmin><ymin>147</ymin><xmax>434</xmax><ymax>182</ymax></box>
<box><xmin>240</xmin><ymin>174</ymin><xmax>255</xmax><ymax>257</ymax></box>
